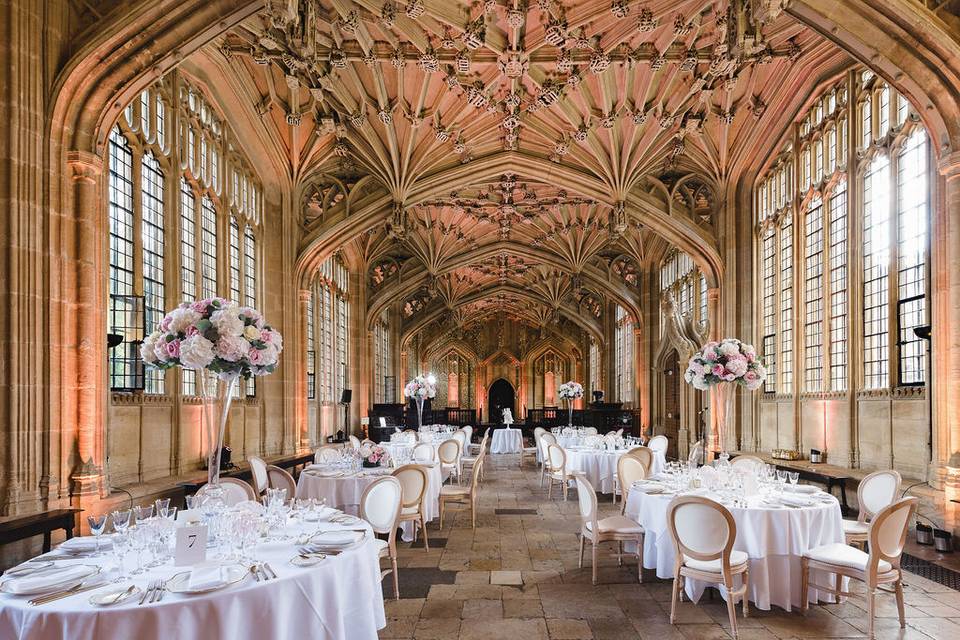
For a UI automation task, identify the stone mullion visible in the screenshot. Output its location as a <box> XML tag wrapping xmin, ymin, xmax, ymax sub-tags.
<box><xmin>297</xmin><ymin>289</ymin><xmax>310</xmax><ymax>449</ymax></box>
<box><xmin>887</xmin><ymin>143</ymin><xmax>901</xmax><ymax>393</ymax></box>
<box><xmin>846</xmin><ymin>70</ymin><xmax>863</xmax><ymax>468</ymax></box>
<box><xmin>791</xmin><ymin>122</ymin><xmax>803</xmax><ymax>452</ymax></box>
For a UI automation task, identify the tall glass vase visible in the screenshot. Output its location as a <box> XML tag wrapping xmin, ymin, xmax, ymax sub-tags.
<box><xmin>566</xmin><ymin>400</ymin><xmax>573</xmax><ymax>429</ymax></box>
<box><xmin>415</xmin><ymin>397</ymin><xmax>424</xmax><ymax>429</ymax></box>
<box><xmin>198</xmin><ymin>371</ymin><xmax>239</xmax><ymax>489</ymax></box>
<box><xmin>710</xmin><ymin>382</ymin><xmax>736</xmax><ymax>463</ymax></box>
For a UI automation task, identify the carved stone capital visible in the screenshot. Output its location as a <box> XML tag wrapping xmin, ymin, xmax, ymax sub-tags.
<box><xmin>938</xmin><ymin>151</ymin><xmax>960</xmax><ymax>180</ymax></box>
<box><xmin>66</xmin><ymin>151</ymin><xmax>102</xmax><ymax>184</ymax></box>
<box><xmin>299</xmin><ymin>289</ymin><xmax>312</xmax><ymax>302</ymax></box>
<box><xmin>71</xmin><ymin>460</ymin><xmax>104</xmax><ymax>497</ymax></box>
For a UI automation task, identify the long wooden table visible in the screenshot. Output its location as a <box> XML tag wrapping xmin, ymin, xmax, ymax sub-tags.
<box><xmin>0</xmin><ymin>508</ymin><xmax>82</xmax><ymax>554</ymax></box>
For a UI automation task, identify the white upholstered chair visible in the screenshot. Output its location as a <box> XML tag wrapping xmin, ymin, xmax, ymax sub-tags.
<box><xmin>730</xmin><ymin>455</ymin><xmax>764</xmax><ymax>472</ymax></box>
<box><xmin>575</xmin><ymin>474</ymin><xmax>644</xmax><ymax>585</ymax></box>
<box><xmin>266</xmin><ymin>465</ymin><xmax>296</xmax><ymax>498</ymax></box>
<box><xmin>802</xmin><ymin>497</ymin><xmax>917</xmax><ymax>639</ymax></box>
<box><xmin>391</xmin><ymin>464</ymin><xmax>430</xmax><ymax>551</ymax></box>
<box><xmin>627</xmin><ymin>446</ymin><xmax>654</xmax><ymax>473</ymax></box>
<box><xmin>844</xmin><ymin>469</ymin><xmax>901</xmax><ymax>547</ymax></box>
<box><xmin>214</xmin><ymin>478</ymin><xmax>257</xmax><ymax>506</ymax></box>
<box><xmin>439</xmin><ymin>449</ymin><xmax>483</xmax><ymax>529</ymax></box>
<box><xmin>545</xmin><ymin>444</ymin><xmax>574</xmax><ymax>501</ymax></box>
<box><xmin>412</xmin><ymin>442</ymin><xmax>436</xmax><ymax>463</ymax></box>
<box><xmin>348</xmin><ymin>434</ymin><xmax>362</xmax><ymax>450</ymax></box>
<box><xmin>247</xmin><ymin>456</ymin><xmax>269</xmax><ymax>497</ymax></box>
<box><xmin>667</xmin><ymin>496</ymin><xmax>749</xmax><ymax>638</ymax></box>
<box><xmin>314</xmin><ymin>445</ymin><xmax>342</xmax><ymax>465</ymax></box>
<box><xmin>360</xmin><ymin>476</ymin><xmax>403</xmax><ymax>599</ymax></box>
<box><xmin>538</xmin><ymin>432</ymin><xmax>557</xmax><ymax>487</ymax></box>
<box><xmin>461</xmin><ymin>431</ymin><xmax>488</xmax><ymax>481</ymax></box>
<box><xmin>647</xmin><ymin>435</ymin><xmax>668</xmax><ymax>456</ymax></box>
<box><xmin>438</xmin><ymin>439</ymin><xmax>462</xmax><ymax>484</ymax></box>
<box><xmin>615</xmin><ymin>454</ymin><xmax>648</xmax><ymax>511</ymax></box>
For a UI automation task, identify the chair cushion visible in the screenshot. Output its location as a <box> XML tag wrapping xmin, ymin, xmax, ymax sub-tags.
<box><xmin>373</xmin><ymin>538</ymin><xmax>389</xmax><ymax>556</ymax></box>
<box><xmin>401</xmin><ymin>505</ymin><xmax>420</xmax><ymax>516</ymax></box>
<box><xmin>461</xmin><ymin>456</ymin><xmax>478</xmax><ymax>464</ymax></box>
<box><xmin>842</xmin><ymin>519</ymin><xmax>869</xmax><ymax>535</ymax></box>
<box><xmin>804</xmin><ymin>542</ymin><xmax>892</xmax><ymax>573</ymax></box>
<box><xmin>682</xmin><ymin>549</ymin><xmax>749</xmax><ymax>573</ymax></box>
<box><xmin>441</xmin><ymin>485</ymin><xmax>470</xmax><ymax>496</ymax></box>
<box><xmin>585</xmin><ymin>515</ymin><xmax>644</xmax><ymax>535</ymax></box>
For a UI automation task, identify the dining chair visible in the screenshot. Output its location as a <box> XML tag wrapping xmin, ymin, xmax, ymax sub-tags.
<box><xmin>391</xmin><ymin>464</ymin><xmax>430</xmax><ymax>552</ymax></box>
<box><xmin>802</xmin><ymin>497</ymin><xmax>917</xmax><ymax>639</ymax></box>
<box><xmin>730</xmin><ymin>455</ymin><xmax>764</xmax><ymax>471</ymax></box>
<box><xmin>314</xmin><ymin>445</ymin><xmax>342</xmax><ymax>464</ymax></box>
<box><xmin>667</xmin><ymin>496</ymin><xmax>750</xmax><ymax>639</ymax></box>
<box><xmin>687</xmin><ymin>441</ymin><xmax>704</xmax><ymax>466</ymax></box>
<box><xmin>520</xmin><ymin>428</ymin><xmax>540</xmax><ymax>468</ymax></box>
<box><xmin>462</xmin><ymin>431</ymin><xmax>489</xmax><ymax>482</ymax></box>
<box><xmin>546</xmin><ymin>444</ymin><xmax>574</xmax><ymax>501</ymax></box>
<box><xmin>647</xmin><ymin>435</ymin><xmax>668</xmax><ymax>456</ymax></box>
<box><xmin>575</xmin><ymin>474</ymin><xmax>644</xmax><ymax>585</ymax></box>
<box><xmin>216</xmin><ymin>478</ymin><xmax>257</xmax><ymax>506</ymax></box>
<box><xmin>359</xmin><ymin>476</ymin><xmax>403</xmax><ymax>599</ymax></box>
<box><xmin>539</xmin><ymin>432</ymin><xmax>558</xmax><ymax>487</ymax></box>
<box><xmin>348</xmin><ymin>434</ymin><xmax>362</xmax><ymax>449</ymax></box>
<box><xmin>412</xmin><ymin>442</ymin><xmax>436</xmax><ymax>463</ymax></box>
<box><xmin>266</xmin><ymin>464</ymin><xmax>296</xmax><ymax>498</ymax></box>
<box><xmin>844</xmin><ymin>469</ymin><xmax>901</xmax><ymax>547</ymax></box>
<box><xmin>247</xmin><ymin>455</ymin><xmax>269</xmax><ymax>498</ymax></box>
<box><xmin>614</xmin><ymin>455</ymin><xmax>648</xmax><ymax>511</ymax></box>
<box><xmin>439</xmin><ymin>449</ymin><xmax>484</xmax><ymax>529</ymax></box>
<box><xmin>582</xmin><ymin>427</ymin><xmax>598</xmax><ymax>436</ymax></box>
<box><xmin>462</xmin><ymin>425</ymin><xmax>473</xmax><ymax>445</ymax></box>
<box><xmin>627</xmin><ymin>446</ymin><xmax>654</xmax><ymax>473</ymax></box>
<box><xmin>438</xmin><ymin>439</ymin><xmax>462</xmax><ymax>484</ymax></box>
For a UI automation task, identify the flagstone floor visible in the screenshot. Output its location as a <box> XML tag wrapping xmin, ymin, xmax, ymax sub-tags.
<box><xmin>380</xmin><ymin>454</ymin><xmax>960</xmax><ymax>640</ymax></box>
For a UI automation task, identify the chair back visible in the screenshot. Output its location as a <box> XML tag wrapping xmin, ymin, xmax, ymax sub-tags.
<box><xmin>452</xmin><ymin>430</ymin><xmax>467</xmax><ymax>453</ymax></box>
<box><xmin>391</xmin><ymin>464</ymin><xmax>428</xmax><ymax>509</ymax></box>
<box><xmin>539</xmin><ymin>432</ymin><xmax>557</xmax><ymax>460</ymax></box>
<box><xmin>547</xmin><ymin>443</ymin><xmax>566</xmax><ymax>474</ymax></box>
<box><xmin>462</xmin><ymin>426</ymin><xmax>473</xmax><ymax>443</ymax></box>
<box><xmin>574</xmin><ymin>474</ymin><xmax>599</xmax><ymax>534</ymax></box>
<box><xmin>266</xmin><ymin>465</ymin><xmax>296</xmax><ymax>497</ymax></box>
<box><xmin>533</xmin><ymin>427</ymin><xmax>546</xmax><ymax>450</ymax></box>
<box><xmin>730</xmin><ymin>455</ymin><xmax>763</xmax><ymax>471</ymax></box>
<box><xmin>858</xmin><ymin>469</ymin><xmax>902</xmax><ymax>521</ymax></box>
<box><xmin>348</xmin><ymin>434</ymin><xmax>362</xmax><ymax>449</ymax></box>
<box><xmin>582</xmin><ymin>427</ymin><xmax>598</xmax><ymax>436</ymax></box>
<box><xmin>217</xmin><ymin>478</ymin><xmax>256</xmax><ymax>506</ymax></box>
<box><xmin>667</xmin><ymin>496</ymin><xmax>737</xmax><ymax>571</ymax></box>
<box><xmin>867</xmin><ymin>497</ymin><xmax>917</xmax><ymax>575</ymax></box>
<box><xmin>360</xmin><ymin>476</ymin><xmax>403</xmax><ymax>537</ymax></box>
<box><xmin>648</xmin><ymin>435</ymin><xmax>668</xmax><ymax>454</ymax></box>
<box><xmin>438</xmin><ymin>439</ymin><xmax>460</xmax><ymax>465</ymax></box>
<box><xmin>412</xmin><ymin>443</ymin><xmax>435</xmax><ymax>463</ymax></box>
<box><xmin>627</xmin><ymin>446</ymin><xmax>653</xmax><ymax>471</ymax></box>
<box><xmin>248</xmin><ymin>456</ymin><xmax>269</xmax><ymax>496</ymax></box>
<box><xmin>687</xmin><ymin>441</ymin><xmax>703</xmax><ymax>466</ymax></box>
<box><xmin>617</xmin><ymin>455</ymin><xmax>647</xmax><ymax>502</ymax></box>
<box><xmin>314</xmin><ymin>445</ymin><xmax>342</xmax><ymax>464</ymax></box>
<box><xmin>467</xmin><ymin>450</ymin><xmax>484</xmax><ymax>493</ymax></box>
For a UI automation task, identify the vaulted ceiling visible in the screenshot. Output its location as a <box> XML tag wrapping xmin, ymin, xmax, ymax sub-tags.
<box><xmin>207</xmin><ymin>0</ymin><xmax>850</xmax><ymax>353</ymax></box>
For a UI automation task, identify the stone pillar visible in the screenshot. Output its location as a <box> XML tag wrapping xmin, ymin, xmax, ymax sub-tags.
<box><xmin>933</xmin><ymin>153</ymin><xmax>960</xmax><ymax>534</ymax></box>
<box><xmin>633</xmin><ymin>325</ymin><xmax>646</xmax><ymax>426</ymax></box>
<box><xmin>297</xmin><ymin>289</ymin><xmax>311</xmax><ymax>449</ymax></box>
<box><xmin>66</xmin><ymin>151</ymin><xmax>106</xmax><ymax>499</ymax></box>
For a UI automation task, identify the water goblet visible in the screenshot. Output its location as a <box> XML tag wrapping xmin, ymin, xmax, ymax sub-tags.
<box><xmin>111</xmin><ymin>531</ymin><xmax>131</xmax><ymax>582</ymax></box>
<box><xmin>87</xmin><ymin>514</ymin><xmax>107</xmax><ymax>553</ymax></box>
<box><xmin>185</xmin><ymin>494</ymin><xmax>199</xmax><ymax>510</ymax></box>
<box><xmin>155</xmin><ymin>498</ymin><xmax>171</xmax><ymax>518</ymax></box>
<box><xmin>134</xmin><ymin>504</ymin><xmax>154</xmax><ymax>524</ymax></box>
<box><xmin>788</xmin><ymin>471</ymin><xmax>800</xmax><ymax>486</ymax></box>
<box><xmin>129</xmin><ymin>526</ymin><xmax>148</xmax><ymax>575</ymax></box>
<box><xmin>111</xmin><ymin>509</ymin><xmax>131</xmax><ymax>534</ymax></box>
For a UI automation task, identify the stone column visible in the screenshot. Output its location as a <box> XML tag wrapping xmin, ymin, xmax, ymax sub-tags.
<box><xmin>633</xmin><ymin>325</ymin><xmax>645</xmax><ymax>425</ymax></box>
<box><xmin>66</xmin><ymin>151</ymin><xmax>106</xmax><ymax>499</ymax></box>
<box><xmin>933</xmin><ymin>153</ymin><xmax>960</xmax><ymax>534</ymax></box>
<box><xmin>297</xmin><ymin>289</ymin><xmax>311</xmax><ymax>449</ymax></box>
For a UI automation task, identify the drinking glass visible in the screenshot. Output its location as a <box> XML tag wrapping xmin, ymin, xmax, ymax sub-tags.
<box><xmin>112</xmin><ymin>509</ymin><xmax>131</xmax><ymax>534</ymax></box>
<box><xmin>87</xmin><ymin>514</ymin><xmax>107</xmax><ymax>553</ymax></box>
<box><xmin>111</xmin><ymin>532</ymin><xmax>131</xmax><ymax>582</ymax></box>
<box><xmin>788</xmin><ymin>471</ymin><xmax>800</xmax><ymax>485</ymax></box>
<box><xmin>134</xmin><ymin>504</ymin><xmax>154</xmax><ymax>524</ymax></box>
<box><xmin>185</xmin><ymin>494</ymin><xmax>199</xmax><ymax>510</ymax></box>
<box><xmin>129</xmin><ymin>526</ymin><xmax>148</xmax><ymax>575</ymax></box>
<box><xmin>155</xmin><ymin>498</ymin><xmax>171</xmax><ymax>518</ymax></box>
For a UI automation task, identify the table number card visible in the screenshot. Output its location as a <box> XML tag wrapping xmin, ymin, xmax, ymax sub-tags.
<box><xmin>175</xmin><ymin>524</ymin><xmax>208</xmax><ymax>566</ymax></box>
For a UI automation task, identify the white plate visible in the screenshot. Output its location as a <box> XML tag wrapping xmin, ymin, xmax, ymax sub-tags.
<box><xmin>0</xmin><ymin>564</ymin><xmax>100</xmax><ymax>596</ymax></box>
<box><xmin>3</xmin><ymin>561</ymin><xmax>54</xmax><ymax>577</ymax></box>
<box><xmin>165</xmin><ymin>564</ymin><xmax>249</xmax><ymax>595</ymax></box>
<box><xmin>310</xmin><ymin>529</ymin><xmax>365</xmax><ymax>548</ymax></box>
<box><xmin>290</xmin><ymin>554</ymin><xmax>326</xmax><ymax>567</ymax></box>
<box><xmin>89</xmin><ymin>585</ymin><xmax>142</xmax><ymax>606</ymax></box>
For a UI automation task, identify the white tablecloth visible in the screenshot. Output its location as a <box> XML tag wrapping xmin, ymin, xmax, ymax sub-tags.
<box><xmin>297</xmin><ymin>464</ymin><xmax>442</xmax><ymax>542</ymax></box>
<box><xmin>624</xmin><ymin>489</ymin><xmax>845</xmax><ymax>611</ymax></box>
<box><xmin>0</xmin><ymin>519</ymin><xmax>385</xmax><ymax>640</ymax></box>
<box><xmin>490</xmin><ymin>428</ymin><xmax>523</xmax><ymax>454</ymax></box>
<box><xmin>563</xmin><ymin>448</ymin><xmax>625</xmax><ymax>493</ymax></box>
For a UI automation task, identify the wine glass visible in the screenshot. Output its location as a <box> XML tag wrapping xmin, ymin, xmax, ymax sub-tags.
<box><xmin>788</xmin><ymin>471</ymin><xmax>800</xmax><ymax>486</ymax></box>
<box><xmin>134</xmin><ymin>504</ymin><xmax>154</xmax><ymax>524</ymax></box>
<box><xmin>111</xmin><ymin>531</ymin><xmax>131</xmax><ymax>582</ymax></box>
<box><xmin>87</xmin><ymin>514</ymin><xmax>107</xmax><ymax>553</ymax></box>
<box><xmin>129</xmin><ymin>526</ymin><xmax>148</xmax><ymax>575</ymax></box>
<box><xmin>112</xmin><ymin>509</ymin><xmax>131</xmax><ymax>534</ymax></box>
<box><xmin>155</xmin><ymin>498</ymin><xmax>171</xmax><ymax>518</ymax></box>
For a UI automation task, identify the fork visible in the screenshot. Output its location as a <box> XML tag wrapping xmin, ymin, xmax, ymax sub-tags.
<box><xmin>138</xmin><ymin>580</ymin><xmax>156</xmax><ymax>605</ymax></box>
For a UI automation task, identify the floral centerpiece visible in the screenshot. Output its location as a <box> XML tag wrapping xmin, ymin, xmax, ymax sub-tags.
<box><xmin>558</xmin><ymin>381</ymin><xmax>584</xmax><ymax>428</ymax></box>
<box><xmin>683</xmin><ymin>338</ymin><xmax>766</xmax><ymax>460</ymax></box>
<box><xmin>359</xmin><ymin>442</ymin><xmax>390</xmax><ymax>468</ymax></box>
<box><xmin>404</xmin><ymin>374</ymin><xmax>436</xmax><ymax>429</ymax></box>
<box><xmin>142</xmin><ymin>298</ymin><xmax>282</xmax><ymax>489</ymax></box>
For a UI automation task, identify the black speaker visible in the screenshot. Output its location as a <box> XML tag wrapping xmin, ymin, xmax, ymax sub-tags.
<box><xmin>340</xmin><ymin>389</ymin><xmax>352</xmax><ymax>404</ymax></box>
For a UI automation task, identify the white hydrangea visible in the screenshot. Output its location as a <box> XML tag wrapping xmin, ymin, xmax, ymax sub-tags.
<box><xmin>210</xmin><ymin>307</ymin><xmax>244</xmax><ymax>337</ymax></box>
<box><xmin>168</xmin><ymin>307</ymin><xmax>201</xmax><ymax>334</ymax></box>
<box><xmin>140</xmin><ymin>331</ymin><xmax>161</xmax><ymax>364</ymax></box>
<box><xmin>179</xmin><ymin>334</ymin><xmax>216</xmax><ymax>369</ymax></box>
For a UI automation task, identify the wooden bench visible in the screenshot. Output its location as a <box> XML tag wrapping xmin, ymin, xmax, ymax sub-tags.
<box><xmin>0</xmin><ymin>508</ymin><xmax>82</xmax><ymax>553</ymax></box>
<box><xmin>730</xmin><ymin>452</ymin><xmax>852</xmax><ymax>515</ymax></box>
<box><xmin>177</xmin><ymin>452</ymin><xmax>314</xmax><ymax>499</ymax></box>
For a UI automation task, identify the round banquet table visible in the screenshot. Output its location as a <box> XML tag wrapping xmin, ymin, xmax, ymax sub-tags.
<box><xmin>624</xmin><ymin>488</ymin><xmax>845</xmax><ymax>611</ymax></box>
<box><xmin>562</xmin><ymin>448</ymin><xmax>625</xmax><ymax>493</ymax></box>
<box><xmin>0</xmin><ymin>518</ymin><xmax>385</xmax><ymax>640</ymax></box>
<box><xmin>490</xmin><ymin>428</ymin><xmax>523</xmax><ymax>454</ymax></box>
<box><xmin>297</xmin><ymin>464</ymin><xmax>442</xmax><ymax>542</ymax></box>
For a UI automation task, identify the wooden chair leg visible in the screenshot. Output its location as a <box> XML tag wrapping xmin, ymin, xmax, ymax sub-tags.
<box><xmin>591</xmin><ymin>540</ymin><xmax>598</xmax><ymax>585</ymax></box>
<box><xmin>867</xmin><ymin>588</ymin><xmax>876</xmax><ymax>640</ymax></box>
<box><xmin>439</xmin><ymin>500</ymin><xmax>445</xmax><ymax>529</ymax></box>
<box><xmin>800</xmin><ymin>558</ymin><xmax>809</xmax><ymax>613</ymax></box>
<box><xmin>618</xmin><ymin>541</ymin><xmax>623</xmax><ymax>567</ymax></box>
<box><xmin>725</xmin><ymin>581</ymin><xmax>739</xmax><ymax>639</ymax></box>
<box><xmin>392</xmin><ymin>556</ymin><xmax>400</xmax><ymax>600</ymax></box>
<box><xmin>669</xmin><ymin>576</ymin><xmax>680</xmax><ymax>623</ymax></box>
<box><xmin>742</xmin><ymin>569</ymin><xmax>749</xmax><ymax>618</ymax></box>
<box><xmin>547</xmin><ymin>477</ymin><xmax>553</xmax><ymax>500</ymax></box>
<box><xmin>578</xmin><ymin>534</ymin><xmax>585</xmax><ymax>568</ymax></box>
<box><xmin>420</xmin><ymin>512</ymin><xmax>429</xmax><ymax>552</ymax></box>
<box><xmin>895</xmin><ymin>577</ymin><xmax>906</xmax><ymax>628</ymax></box>
<box><xmin>636</xmin><ymin>535</ymin><xmax>643</xmax><ymax>583</ymax></box>
<box><xmin>563</xmin><ymin>479</ymin><xmax>568</xmax><ymax>501</ymax></box>
<box><xmin>471</xmin><ymin>497</ymin><xmax>476</xmax><ymax>530</ymax></box>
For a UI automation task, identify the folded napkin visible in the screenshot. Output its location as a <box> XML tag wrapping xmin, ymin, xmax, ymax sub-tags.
<box><xmin>2</xmin><ymin>564</ymin><xmax>93</xmax><ymax>594</ymax></box>
<box><xmin>59</xmin><ymin>536</ymin><xmax>110</xmax><ymax>552</ymax></box>
<box><xmin>780</xmin><ymin>494</ymin><xmax>814</xmax><ymax>508</ymax></box>
<box><xmin>187</xmin><ymin>564</ymin><xmax>226</xmax><ymax>591</ymax></box>
<box><xmin>784</xmin><ymin>484</ymin><xmax>819</xmax><ymax>495</ymax></box>
<box><xmin>312</xmin><ymin>469</ymin><xmax>343</xmax><ymax>478</ymax></box>
<box><xmin>312</xmin><ymin>529</ymin><xmax>363</xmax><ymax>547</ymax></box>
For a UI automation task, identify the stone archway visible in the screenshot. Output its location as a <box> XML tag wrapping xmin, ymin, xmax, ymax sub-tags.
<box><xmin>487</xmin><ymin>379</ymin><xmax>516</xmax><ymax>425</ymax></box>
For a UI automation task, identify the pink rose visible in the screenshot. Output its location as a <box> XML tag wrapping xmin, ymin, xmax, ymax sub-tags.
<box><xmin>191</xmin><ymin>300</ymin><xmax>209</xmax><ymax>313</ymax></box>
<box><xmin>711</xmin><ymin>364</ymin><xmax>725</xmax><ymax>377</ymax></box>
<box><xmin>703</xmin><ymin>349</ymin><xmax>718</xmax><ymax>362</ymax></box>
<box><xmin>743</xmin><ymin>371</ymin><xmax>762</xmax><ymax>390</ymax></box>
<box><xmin>726</xmin><ymin>355</ymin><xmax>748</xmax><ymax>376</ymax></box>
<box><xmin>185</xmin><ymin>325</ymin><xmax>200</xmax><ymax>337</ymax></box>
<box><xmin>723</xmin><ymin>373</ymin><xmax>736</xmax><ymax>382</ymax></box>
<box><xmin>745</xmin><ymin>351</ymin><xmax>755</xmax><ymax>363</ymax></box>
<box><xmin>156</xmin><ymin>338</ymin><xmax>180</xmax><ymax>361</ymax></box>
<box><xmin>160</xmin><ymin>314</ymin><xmax>173</xmax><ymax>331</ymax></box>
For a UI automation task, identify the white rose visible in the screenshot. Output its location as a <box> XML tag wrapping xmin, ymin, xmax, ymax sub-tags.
<box><xmin>141</xmin><ymin>331</ymin><xmax>161</xmax><ymax>364</ymax></box>
<box><xmin>243</xmin><ymin>325</ymin><xmax>260</xmax><ymax>340</ymax></box>
<box><xmin>210</xmin><ymin>308</ymin><xmax>244</xmax><ymax>337</ymax></box>
<box><xmin>215</xmin><ymin>334</ymin><xmax>251</xmax><ymax>362</ymax></box>
<box><xmin>168</xmin><ymin>307</ymin><xmax>201</xmax><ymax>334</ymax></box>
<box><xmin>179</xmin><ymin>334</ymin><xmax>216</xmax><ymax>369</ymax></box>
<box><xmin>719</xmin><ymin>342</ymin><xmax>740</xmax><ymax>357</ymax></box>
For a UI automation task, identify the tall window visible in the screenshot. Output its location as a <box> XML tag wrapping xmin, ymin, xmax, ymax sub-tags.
<box><xmin>106</xmin><ymin>75</ymin><xmax>263</xmax><ymax>397</ymax></box>
<box><xmin>659</xmin><ymin>249</ymin><xmax>707</xmax><ymax>329</ymax></box>
<box><xmin>306</xmin><ymin>295</ymin><xmax>315</xmax><ymax>399</ymax></box>
<box><xmin>755</xmin><ymin>69</ymin><xmax>930</xmax><ymax>397</ymax></box>
<box><xmin>615</xmin><ymin>306</ymin><xmax>634</xmax><ymax>405</ymax></box>
<box><xmin>589</xmin><ymin>339</ymin><xmax>601</xmax><ymax>397</ymax></box>
<box><xmin>373</xmin><ymin>312</ymin><xmax>392</xmax><ymax>404</ymax></box>
<box><xmin>309</xmin><ymin>256</ymin><xmax>351</xmax><ymax>406</ymax></box>
<box><xmin>760</xmin><ymin>226</ymin><xmax>777</xmax><ymax>392</ymax></box>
